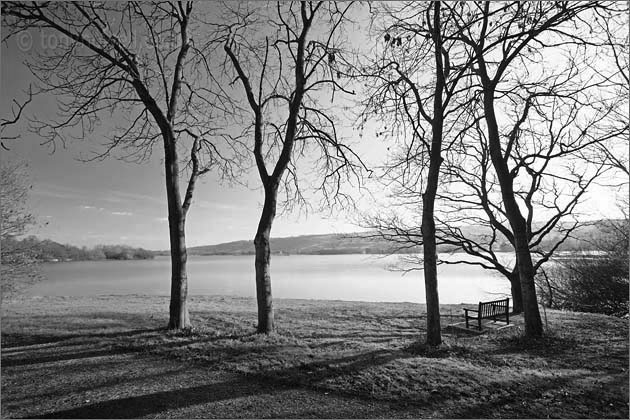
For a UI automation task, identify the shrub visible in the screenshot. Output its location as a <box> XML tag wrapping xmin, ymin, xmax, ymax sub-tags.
<box><xmin>537</xmin><ymin>218</ymin><xmax>629</xmax><ymax>317</ymax></box>
<box><xmin>538</xmin><ymin>254</ymin><xmax>628</xmax><ymax>316</ymax></box>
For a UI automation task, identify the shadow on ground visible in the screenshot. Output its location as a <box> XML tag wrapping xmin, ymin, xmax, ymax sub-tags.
<box><xmin>2</xmin><ymin>297</ymin><xmax>628</xmax><ymax>418</ymax></box>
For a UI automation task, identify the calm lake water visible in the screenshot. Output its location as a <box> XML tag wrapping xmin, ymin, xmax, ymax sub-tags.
<box><xmin>30</xmin><ymin>254</ymin><xmax>513</xmax><ymax>304</ymax></box>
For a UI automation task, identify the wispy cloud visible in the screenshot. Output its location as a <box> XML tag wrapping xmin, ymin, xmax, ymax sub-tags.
<box><xmin>111</xmin><ymin>211</ymin><xmax>133</xmax><ymax>216</ymax></box>
<box><xmin>32</xmin><ymin>183</ymin><xmax>163</xmax><ymax>209</ymax></box>
<box><xmin>105</xmin><ymin>189</ymin><xmax>163</xmax><ymax>205</ymax></box>
<box><xmin>32</xmin><ymin>184</ymin><xmax>85</xmax><ymax>200</ymax></box>
<box><xmin>196</xmin><ymin>200</ymin><xmax>244</xmax><ymax>212</ymax></box>
<box><xmin>101</xmin><ymin>196</ymin><xmax>124</xmax><ymax>203</ymax></box>
<box><xmin>79</xmin><ymin>205</ymin><xmax>106</xmax><ymax>212</ymax></box>
<box><xmin>80</xmin><ymin>205</ymin><xmax>134</xmax><ymax>216</ymax></box>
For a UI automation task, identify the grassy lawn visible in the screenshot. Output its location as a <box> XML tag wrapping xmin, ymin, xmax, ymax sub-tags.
<box><xmin>1</xmin><ymin>293</ymin><xmax>628</xmax><ymax>418</ymax></box>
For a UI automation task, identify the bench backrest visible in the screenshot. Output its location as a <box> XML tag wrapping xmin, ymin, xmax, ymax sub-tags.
<box><xmin>478</xmin><ymin>298</ymin><xmax>509</xmax><ymax>318</ymax></box>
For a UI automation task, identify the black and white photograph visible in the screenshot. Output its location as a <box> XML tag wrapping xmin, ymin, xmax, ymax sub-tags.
<box><xmin>1</xmin><ymin>1</ymin><xmax>628</xmax><ymax>418</ymax></box>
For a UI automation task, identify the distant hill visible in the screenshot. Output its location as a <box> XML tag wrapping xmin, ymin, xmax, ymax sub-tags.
<box><xmin>185</xmin><ymin>232</ymin><xmax>409</xmax><ymax>256</ymax></box>
<box><xmin>162</xmin><ymin>219</ymin><xmax>624</xmax><ymax>256</ymax></box>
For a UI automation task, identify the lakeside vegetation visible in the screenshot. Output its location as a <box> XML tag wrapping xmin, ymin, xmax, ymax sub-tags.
<box><xmin>1</xmin><ymin>236</ymin><xmax>154</xmax><ymax>263</ymax></box>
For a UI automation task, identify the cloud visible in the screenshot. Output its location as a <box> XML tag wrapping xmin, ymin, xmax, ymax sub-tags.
<box><xmin>105</xmin><ymin>189</ymin><xmax>163</xmax><ymax>205</ymax></box>
<box><xmin>196</xmin><ymin>200</ymin><xmax>244</xmax><ymax>212</ymax></box>
<box><xmin>79</xmin><ymin>205</ymin><xmax>105</xmax><ymax>212</ymax></box>
<box><xmin>32</xmin><ymin>183</ymin><xmax>85</xmax><ymax>200</ymax></box>
<box><xmin>101</xmin><ymin>196</ymin><xmax>124</xmax><ymax>203</ymax></box>
<box><xmin>80</xmin><ymin>204</ymin><xmax>134</xmax><ymax>216</ymax></box>
<box><xmin>111</xmin><ymin>211</ymin><xmax>133</xmax><ymax>216</ymax></box>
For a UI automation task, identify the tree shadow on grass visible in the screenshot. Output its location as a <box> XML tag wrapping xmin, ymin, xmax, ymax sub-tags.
<box><xmin>22</xmin><ymin>348</ymin><xmax>630</xmax><ymax>419</ymax></box>
<box><xmin>32</xmin><ymin>376</ymin><xmax>276</xmax><ymax>419</ymax></box>
<box><xmin>486</xmin><ymin>333</ymin><xmax>584</xmax><ymax>367</ymax></box>
<box><xmin>14</xmin><ymin>325</ymin><xmax>625</xmax><ymax>419</ymax></box>
<box><xmin>446</xmin><ymin>371</ymin><xmax>629</xmax><ymax>419</ymax></box>
<box><xmin>32</xmin><ymin>349</ymin><xmax>411</xmax><ymax>419</ymax></box>
<box><xmin>2</xmin><ymin>328</ymin><xmax>265</xmax><ymax>372</ymax></box>
<box><xmin>2</xmin><ymin>328</ymin><xmax>163</xmax><ymax>349</ymax></box>
<box><xmin>7</xmin><ymin>363</ymin><xmax>192</xmax><ymax>407</ymax></box>
<box><xmin>2</xmin><ymin>347</ymin><xmax>137</xmax><ymax>367</ymax></box>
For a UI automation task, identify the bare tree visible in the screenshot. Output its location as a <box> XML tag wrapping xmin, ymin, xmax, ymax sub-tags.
<box><xmin>1</xmin><ymin>86</ymin><xmax>32</xmax><ymax>150</ymax></box>
<box><xmin>442</xmin><ymin>1</ymin><xmax>623</xmax><ymax>337</ymax></box>
<box><xmin>1</xmin><ymin>77</ymin><xmax>37</xmax><ymax>292</ymax></box>
<box><xmin>436</xmin><ymin>91</ymin><xmax>612</xmax><ymax>313</ymax></box>
<box><xmin>2</xmin><ymin>2</ymin><xmax>241</xmax><ymax>329</ymax></box>
<box><xmin>220</xmin><ymin>1</ymin><xmax>365</xmax><ymax>333</ymax></box>
<box><xmin>357</xmin><ymin>1</ymin><xmax>476</xmax><ymax>345</ymax></box>
<box><xmin>0</xmin><ymin>161</ymin><xmax>35</xmax><ymax>260</ymax></box>
<box><xmin>360</xmin><ymin>2</ymin><xmax>626</xmax><ymax>340</ymax></box>
<box><xmin>590</xmin><ymin>4</ymin><xmax>629</xmax><ymax>177</ymax></box>
<box><xmin>0</xmin><ymin>159</ymin><xmax>44</xmax><ymax>300</ymax></box>
<box><xmin>0</xmin><ymin>160</ymin><xmax>42</xmax><ymax>301</ymax></box>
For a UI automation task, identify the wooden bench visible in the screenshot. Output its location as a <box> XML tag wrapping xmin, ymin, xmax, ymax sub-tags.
<box><xmin>464</xmin><ymin>298</ymin><xmax>510</xmax><ymax>330</ymax></box>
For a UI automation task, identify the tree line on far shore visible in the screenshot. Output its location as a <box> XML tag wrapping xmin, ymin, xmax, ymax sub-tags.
<box><xmin>1</xmin><ymin>235</ymin><xmax>154</xmax><ymax>263</ymax></box>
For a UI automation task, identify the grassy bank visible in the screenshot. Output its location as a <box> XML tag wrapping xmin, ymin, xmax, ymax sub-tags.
<box><xmin>1</xmin><ymin>294</ymin><xmax>628</xmax><ymax>418</ymax></box>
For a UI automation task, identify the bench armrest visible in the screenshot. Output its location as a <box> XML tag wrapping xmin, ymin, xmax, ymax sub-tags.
<box><xmin>464</xmin><ymin>308</ymin><xmax>478</xmax><ymax>313</ymax></box>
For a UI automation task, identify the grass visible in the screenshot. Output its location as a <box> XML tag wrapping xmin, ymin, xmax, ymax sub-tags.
<box><xmin>1</xmin><ymin>292</ymin><xmax>628</xmax><ymax>418</ymax></box>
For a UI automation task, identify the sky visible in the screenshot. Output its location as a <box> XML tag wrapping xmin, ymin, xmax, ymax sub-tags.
<box><xmin>0</xmin><ymin>13</ymin><xmax>381</xmax><ymax>250</ymax></box>
<box><xmin>1</xmin><ymin>4</ymin><xmax>627</xmax><ymax>251</ymax></box>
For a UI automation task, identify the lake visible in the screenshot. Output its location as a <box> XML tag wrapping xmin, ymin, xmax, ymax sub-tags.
<box><xmin>29</xmin><ymin>254</ymin><xmax>513</xmax><ymax>304</ymax></box>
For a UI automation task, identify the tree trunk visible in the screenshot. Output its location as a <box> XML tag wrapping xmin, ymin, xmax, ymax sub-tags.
<box><xmin>422</xmin><ymin>208</ymin><xmax>441</xmax><ymax>346</ymax></box>
<box><xmin>509</xmin><ymin>267</ymin><xmax>523</xmax><ymax>314</ymax></box>
<box><xmin>254</xmin><ymin>184</ymin><xmax>278</xmax><ymax>334</ymax></box>
<box><xmin>539</xmin><ymin>269</ymin><xmax>554</xmax><ymax>308</ymax></box>
<box><xmin>421</xmin><ymin>1</ymin><xmax>445</xmax><ymax>347</ymax></box>
<box><xmin>163</xmin><ymin>130</ymin><xmax>191</xmax><ymax>330</ymax></box>
<box><xmin>131</xmin><ymin>80</ymin><xmax>192</xmax><ymax>331</ymax></box>
<box><xmin>514</xmin><ymin>234</ymin><xmax>541</xmax><ymax>335</ymax></box>
<box><xmin>482</xmin><ymin>86</ymin><xmax>543</xmax><ymax>337</ymax></box>
<box><xmin>167</xmin><ymin>213</ymin><xmax>190</xmax><ymax>329</ymax></box>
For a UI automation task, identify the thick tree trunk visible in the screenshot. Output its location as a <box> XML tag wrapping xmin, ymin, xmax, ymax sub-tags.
<box><xmin>421</xmin><ymin>1</ymin><xmax>444</xmax><ymax>347</ymax></box>
<box><xmin>509</xmin><ymin>267</ymin><xmax>523</xmax><ymax>314</ymax></box>
<box><xmin>131</xmin><ymin>80</ymin><xmax>192</xmax><ymax>331</ymax></box>
<box><xmin>167</xmin><ymin>213</ymin><xmax>190</xmax><ymax>329</ymax></box>
<box><xmin>422</xmin><ymin>208</ymin><xmax>441</xmax><ymax>346</ymax></box>
<box><xmin>513</xmin><ymin>233</ymin><xmax>541</xmax><ymax>335</ymax></box>
<box><xmin>254</xmin><ymin>185</ymin><xmax>277</xmax><ymax>334</ymax></box>
<box><xmin>163</xmin><ymin>131</ymin><xmax>191</xmax><ymax>330</ymax></box>
<box><xmin>422</xmin><ymin>124</ymin><xmax>443</xmax><ymax>346</ymax></box>
<box><xmin>482</xmin><ymin>87</ymin><xmax>543</xmax><ymax>337</ymax></box>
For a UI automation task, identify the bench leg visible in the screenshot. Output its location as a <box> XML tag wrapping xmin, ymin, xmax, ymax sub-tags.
<box><xmin>465</xmin><ymin>317</ymin><xmax>469</xmax><ymax>329</ymax></box>
<box><xmin>478</xmin><ymin>317</ymin><xmax>482</xmax><ymax>331</ymax></box>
